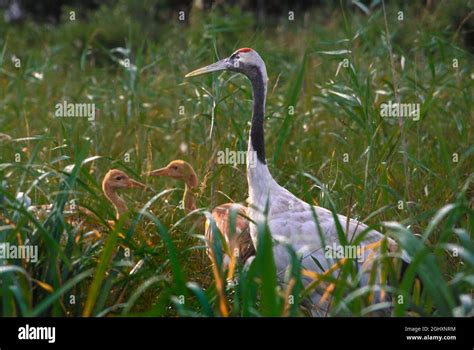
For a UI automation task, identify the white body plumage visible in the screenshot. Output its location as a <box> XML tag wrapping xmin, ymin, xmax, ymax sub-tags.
<box><xmin>186</xmin><ymin>47</ymin><xmax>409</xmax><ymax>315</ymax></box>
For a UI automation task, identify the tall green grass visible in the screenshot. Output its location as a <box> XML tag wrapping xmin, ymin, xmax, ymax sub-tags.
<box><xmin>0</xmin><ymin>0</ymin><xmax>472</xmax><ymax>316</ymax></box>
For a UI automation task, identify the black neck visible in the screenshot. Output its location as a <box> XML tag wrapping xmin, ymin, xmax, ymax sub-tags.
<box><xmin>248</xmin><ymin>69</ymin><xmax>266</xmax><ymax>164</ymax></box>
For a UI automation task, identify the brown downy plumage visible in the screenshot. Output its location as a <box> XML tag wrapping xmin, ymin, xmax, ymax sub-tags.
<box><xmin>102</xmin><ymin>169</ymin><xmax>146</xmax><ymax>220</ymax></box>
<box><xmin>146</xmin><ymin>160</ymin><xmax>256</xmax><ymax>267</ymax></box>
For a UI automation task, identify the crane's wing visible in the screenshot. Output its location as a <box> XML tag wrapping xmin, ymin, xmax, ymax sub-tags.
<box><xmin>266</xmin><ymin>185</ymin><xmax>399</xmax><ymax>276</ymax></box>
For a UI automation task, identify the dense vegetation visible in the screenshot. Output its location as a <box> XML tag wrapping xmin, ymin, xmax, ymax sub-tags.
<box><xmin>0</xmin><ymin>0</ymin><xmax>472</xmax><ymax>316</ymax></box>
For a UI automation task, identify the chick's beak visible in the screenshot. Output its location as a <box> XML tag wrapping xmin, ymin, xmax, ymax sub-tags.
<box><xmin>127</xmin><ymin>178</ymin><xmax>146</xmax><ymax>189</ymax></box>
<box><xmin>146</xmin><ymin>167</ymin><xmax>169</xmax><ymax>177</ymax></box>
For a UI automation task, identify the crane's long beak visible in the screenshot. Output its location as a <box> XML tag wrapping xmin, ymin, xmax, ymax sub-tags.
<box><xmin>127</xmin><ymin>178</ymin><xmax>147</xmax><ymax>189</ymax></box>
<box><xmin>146</xmin><ymin>167</ymin><xmax>169</xmax><ymax>177</ymax></box>
<box><xmin>185</xmin><ymin>58</ymin><xmax>229</xmax><ymax>77</ymax></box>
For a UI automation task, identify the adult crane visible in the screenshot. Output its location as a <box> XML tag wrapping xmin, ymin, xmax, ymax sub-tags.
<box><xmin>185</xmin><ymin>48</ymin><xmax>409</xmax><ymax>315</ymax></box>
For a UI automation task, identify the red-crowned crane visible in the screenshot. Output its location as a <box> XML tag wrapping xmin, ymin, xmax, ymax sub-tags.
<box><xmin>185</xmin><ymin>48</ymin><xmax>409</xmax><ymax>316</ymax></box>
<box><xmin>147</xmin><ymin>160</ymin><xmax>255</xmax><ymax>268</ymax></box>
<box><xmin>17</xmin><ymin>169</ymin><xmax>145</xmax><ymax>222</ymax></box>
<box><xmin>102</xmin><ymin>169</ymin><xmax>146</xmax><ymax>220</ymax></box>
<box><xmin>16</xmin><ymin>169</ymin><xmax>146</xmax><ymax>247</ymax></box>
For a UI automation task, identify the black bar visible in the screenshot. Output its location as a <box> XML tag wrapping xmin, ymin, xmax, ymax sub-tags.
<box><xmin>0</xmin><ymin>317</ymin><xmax>472</xmax><ymax>349</ymax></box>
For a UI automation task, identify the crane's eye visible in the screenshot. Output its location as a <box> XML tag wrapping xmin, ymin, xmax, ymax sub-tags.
<box><xmin>116</xmin><ymin>176</ymin><xmax>123</xmax><ymax>180</ymax></box>
<box><xmin>171</xmin><ymin>166</ymin><xmax>178</xmax><ymax>170</ymax></box>
<box><xmin>235</xmin><ymin>54</ymin><xmax>240</xmax><ymax>60</ymax></box>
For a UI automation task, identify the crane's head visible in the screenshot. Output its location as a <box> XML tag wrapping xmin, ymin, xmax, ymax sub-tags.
<box><xmin>185</xmin><ymin>48</ymin><xmax>267</xmax><ymax>82</ymax></box>
<box><xmin>102</xmin><ymin>169</ymin><xmax>146</xmax><ymax>190</ymax></box>
<box><xmin>146</xmin><ymin>160</ymin><xmax>198</xmax><ymax>189</ymax></box>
